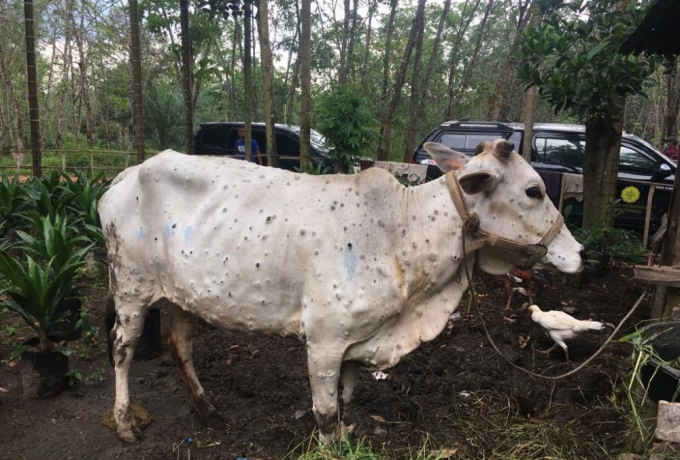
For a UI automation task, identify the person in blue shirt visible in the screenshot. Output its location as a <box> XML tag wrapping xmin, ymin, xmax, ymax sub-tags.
<box><xmin>235</xmin><ymin>127</ymin><xmax>263</xmax><ymax>165</ymax></box>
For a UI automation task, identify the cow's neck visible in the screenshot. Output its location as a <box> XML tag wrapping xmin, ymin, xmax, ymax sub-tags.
<box><xmin>390</xmin><ymin>178</ymin><xmax>468</xmax><ymax>297</ymax></box>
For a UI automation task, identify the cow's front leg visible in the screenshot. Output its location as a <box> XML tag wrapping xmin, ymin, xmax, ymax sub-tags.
<box><xmin>167</xmin><ymin>304</ymin><xmax>218</xmax><ymax>420</ymax></box>
<box><xmin>112</xmin><ymin>303</ymin><xmax>147</xmax><ymax>443</ymax></box>
<box><xmin>307</xmin><ymin>347</ymin><xmax>342</xmax><ymax>443</ymax></box>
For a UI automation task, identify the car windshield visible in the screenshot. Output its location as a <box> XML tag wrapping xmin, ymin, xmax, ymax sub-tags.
<box><xmin>287</xmin><ymin>126</ymin><xmax>329</xmax><ymax>153</ymax></box>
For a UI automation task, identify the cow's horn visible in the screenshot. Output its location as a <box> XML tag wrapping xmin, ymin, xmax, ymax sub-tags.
<box><xmin>474</xmin><ymin>141</ymin><xmax>491</xmax><ymax>156</ymax></box>
<box><xmin>494</xmin><ymin>140</ymin><xmax>514</xmax><ymax>159</ymax></box>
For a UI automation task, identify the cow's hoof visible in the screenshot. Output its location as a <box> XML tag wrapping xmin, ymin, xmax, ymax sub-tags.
<box><xmin>117</xmin><ymin>425</ymin><xmax>144</xmax><ymax>444</ymax></box>
<box><xmin>317</xmin><ymin>428</ymin><xmax>338</xmax><ymax>445</ymax></box>
<box><xmin>191</xmin><ymin>398</ymin><xmax>219</xmax><ymax>420</ymax></box>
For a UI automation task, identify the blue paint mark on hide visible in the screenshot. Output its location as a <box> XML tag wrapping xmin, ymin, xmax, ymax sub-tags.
<box><xmin>184</xmin><ymin>226</ymin><xmax>193</xmax><ymax>241</ymax></box>
<box><xmin>343</xmin><ymin>244</ymin><xmax>358</xmax><ymax>276</ymax></box>
<box><xmin>136</xmin><ymin>227</ymin><xmax>144</xmax><ymax>239</ymax></box>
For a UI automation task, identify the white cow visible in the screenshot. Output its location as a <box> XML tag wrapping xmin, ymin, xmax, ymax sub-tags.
<box><xmin>98</xmin><ymin>140</ymin><xmax>583</xmax><ymax>443</ymax></box>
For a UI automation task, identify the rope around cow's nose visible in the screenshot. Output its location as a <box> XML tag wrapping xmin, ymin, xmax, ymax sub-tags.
<box><xmin>460</xmin><ymin>230</ymin><xmax>649</xmax><ymax>381</ymax></box>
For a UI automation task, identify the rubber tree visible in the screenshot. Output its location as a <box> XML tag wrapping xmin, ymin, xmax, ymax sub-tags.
<box><xmin>129</xmin><ymin>0</ymin><xmax>145</xmax><ymax>162</ymax></box>
<box><xmin>24</xmin><ymin>0</ymin><xmax>42</xmax><ymax>177</ymax></box>
<box><xmin>518</xmin><ymin>0</ymin><xmax>658</xmax><ymax>231</ymax></box>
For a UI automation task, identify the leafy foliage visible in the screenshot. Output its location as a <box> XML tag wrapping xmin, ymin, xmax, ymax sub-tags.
<box><xmin>574</xmin><ymin>226</ymin><xmax>647</xmax><ymax>264</ymax></box>
<box><xmin>315</xmin><ymin>85</ymin><xmax>378</xmax><ymax>173</ymax></box>
<box><xmin>0</xmin><ymin>203</ymin><xmax>96</xmax><ymax>352</ymax></box>
<box><xmin>518</xmin><ymin>0</ymin><xmax>660</xmax><ymax>123</ymax></box>
<box><xmin>0</xmin><ymin>173</ymin><xmax>28</xmax><ymax>240</ymax></box>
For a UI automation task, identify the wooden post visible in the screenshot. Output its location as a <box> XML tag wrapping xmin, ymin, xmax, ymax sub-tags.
<box><xmin>558</xmin><ymin>175</ymin><xmax>566</xmax><ymax>213</ymax></box>
<box><xmin>643</xmin><ymin>184</ymin><xmax>656</xmax><ymax>247</ymax></box>
<box><xmin>652</xmin><ymin>156</ymin><xmax>680</xmax><ymax>319</ymax></box>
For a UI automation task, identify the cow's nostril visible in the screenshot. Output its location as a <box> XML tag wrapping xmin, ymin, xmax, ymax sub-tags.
<box><xmin>579</xmin><ymin>248</ymin><xmax>587</xmax><ymax>260</ymax></box>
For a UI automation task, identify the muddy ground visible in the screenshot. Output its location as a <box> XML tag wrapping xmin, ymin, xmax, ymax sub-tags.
<box><xmin>0</xmin><ymin>261</ymin><xmax>660</xmax><ymax>459</ymax></box>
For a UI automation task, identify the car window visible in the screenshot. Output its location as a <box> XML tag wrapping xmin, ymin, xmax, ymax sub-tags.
<box><xmin>536</xmin><ymin>135</ymin><xmax>584</xmax><ymax>167</ymax></box>
<box><xmin>437</xmin><ymin>132</ymin><xmax>507</xmax><ymax>151</ymax></box>
<box><xmin>619</xmin><ymin>144</ymin><xmax>660</xmax><ymax>174</ymax></box>
<box><xmin>276</xmin><ymin>133</ymin><xmax>300</xmax><ymax>156</ymax></box>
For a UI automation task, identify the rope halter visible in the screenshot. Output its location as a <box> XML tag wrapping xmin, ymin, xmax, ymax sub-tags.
<box><xmin>445</xmin><ymin>171</ymin><xmax>564</xmax><ymax>270</ymax></box>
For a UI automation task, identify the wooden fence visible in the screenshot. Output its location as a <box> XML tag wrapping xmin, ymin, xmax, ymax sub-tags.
<box><xmin>0</xmin><ymin>149</ymin><xmax>158</xmax><ymax>176</ymax></box>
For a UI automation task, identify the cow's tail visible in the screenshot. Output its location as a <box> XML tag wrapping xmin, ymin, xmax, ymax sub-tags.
<box><xmin>105</xmin><ymin>295</ymin><xmax>117</xmax><ymax>367</ymax></box>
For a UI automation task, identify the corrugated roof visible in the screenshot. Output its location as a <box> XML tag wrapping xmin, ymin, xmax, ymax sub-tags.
<box><xmin>620</xmin><ymin>0</ymin><xmax>680</xmax><ymax>55</ymax></box>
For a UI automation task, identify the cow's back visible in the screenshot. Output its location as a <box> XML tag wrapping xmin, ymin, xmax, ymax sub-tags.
<box><xmin>99</xmin><ymin>150</ymin><xmax>410</xmax><ymax>337</ymax></box>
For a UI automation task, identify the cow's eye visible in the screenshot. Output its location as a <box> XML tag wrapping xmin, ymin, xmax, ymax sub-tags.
<box><xmin>526</xmin><ymin>186</ymin><xmax>543</xmax><ymax>200</ymax></box>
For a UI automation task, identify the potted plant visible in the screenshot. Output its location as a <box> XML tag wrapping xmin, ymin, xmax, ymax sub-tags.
<box><xmin>15</xmin><ymin>213</ymin><xmax>93</xmax><ymax>340</ymax></box>
<box><xmin>0</xmin><ymin>215</ymin><xmax>92</xmax><ymax>398</ymax></box>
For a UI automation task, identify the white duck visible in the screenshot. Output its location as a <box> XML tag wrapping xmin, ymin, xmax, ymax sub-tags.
<box><xmin>524</xmin><ymin>304</ymin><xmax>606</xmax><ymax>362</ymax></box>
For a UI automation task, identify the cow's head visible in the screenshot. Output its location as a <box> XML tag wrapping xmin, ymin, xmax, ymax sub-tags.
<box><xmin>424</xmin><ymin>140</ymin><xmax>583</xmax><ymax>276</ymax></box>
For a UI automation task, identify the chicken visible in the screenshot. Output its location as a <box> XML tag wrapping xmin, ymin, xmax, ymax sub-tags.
<box><xmin>524</xmin><ymin>304</ymin><xmax>606</xmax><ymax>361</ymax></box>
<box><xmin>504</xmin><ymin>268</ymin><xmax>546</xmax><ymax>310</ymax></box>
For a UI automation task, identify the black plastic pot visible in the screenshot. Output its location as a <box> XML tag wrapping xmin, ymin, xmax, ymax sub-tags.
<box><xmin>638</xmin><ymin>322</ymin><xmax>680</xmax><ymax>403</ymax></box>
<box><xmin>134</xmin><ymin>307</ymin><xmax>163</xmax><ymax>361</ymax></box>
<box><xmin>20</xmin><ymin>348</ymin><xmax>69</xmax><ymax>398</ymax></box>
<box><xmin>48</xmin><ymin>297</ymin><xmax>82</xmax><ymax>341</ymax></box>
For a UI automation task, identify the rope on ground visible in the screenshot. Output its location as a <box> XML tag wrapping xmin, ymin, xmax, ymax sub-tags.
<box><xmin>461</xmin><ymin>231</ymin><xmax>649</xmax><ymax>381</ymax></box>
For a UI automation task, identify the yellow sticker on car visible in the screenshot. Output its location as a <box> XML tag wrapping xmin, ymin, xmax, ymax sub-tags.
<box><xmin>621</xmin><ymin>186</ymin><xmax>641</xmax><ymax>203</ymax></box>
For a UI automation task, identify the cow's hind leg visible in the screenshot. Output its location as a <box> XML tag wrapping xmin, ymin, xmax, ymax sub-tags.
<box><xmin>166</xmin><ymin>303</ymin><xmax>218</xmax><ymax>420</ymax></box>
<box><xmin>110</xmin><ymin>296</ymin><xmax>149</xmax><ymax>443</ymax></box>
<box><xmin>307</xmin><ymin>347</ymin><xmax>343</xmax><ymax>443</ymax></box>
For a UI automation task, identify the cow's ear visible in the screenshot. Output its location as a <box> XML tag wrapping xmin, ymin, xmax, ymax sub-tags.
<box><xmin>423</xmin><ymin>142</ymin><xmax>468</xmax><ymax>173</ymax></box>
<box><xmin>458</xmin><ymin>170</ymin><xmax>498</xmax><ymax>195</ymax></box>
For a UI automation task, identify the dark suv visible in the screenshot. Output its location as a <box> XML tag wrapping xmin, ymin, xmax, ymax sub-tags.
<box><xmin>411</xmin><ymin>120</ymin><xmax>676</xmax><ymax>237</ymax></box>
<box><xmin>193</xmin><ymin>122</ymin><xmax>332</xmax><ymax>171</ymax></box>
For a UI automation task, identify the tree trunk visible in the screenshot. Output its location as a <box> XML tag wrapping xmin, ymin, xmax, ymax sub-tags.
<box><xmin>664</xmin><ymin>56</ymin><xmax>678</xmax><ymax>139</ymax></box>
<box><xmin>230</xmin><ymin>20</ymin><xmax>240</xmax><ymax>119</ymax></box>
<box><xmin>72</xmin><ymin>11</ymin><xmax>94</xmax><ymax>149</ymax></box>
<box><xmin>522</xmin><ymin>4</ymin><xmax>542</xmax><ymax>162</ymax></box>
<box><xmin>257</xmin><ymin>0</ymin><xmax>278</xmax><ymax>168</ymax></box>
<box><xmin>582</xmin><ymin>98</ymin><xmax>625</xmax><ymax>231</ymax></box>
<box><xmin>56</xmin><ymin>17</ymin><xmax>72</xmax><ymax>151</ymax></box>
<box><xmin>403</xmin><ymin>0</ymin><xmax>451</xmax><ymax>162</ymax></box>
<box><xmin>24</xmin><ymin>0</ymin><xmax>42</xmax><ymax>177</ymax></box>
<box><xmin>286</xmin><ymin>58</ymin><xmax>300</xmax><ymax>126</ymax></box>
<box><xmin>485</xmin><ymin>0</ymin><xmax>532</xmax><ymax>120</ymax></box>
<box><xmin>0</xmin><ymin>42</ymin><xmax>25</xmax><ymax>169</ymax></box>
<box><xmin>212</xmin><ymin>37</ymin><xmax>233</xmax><ymax>120</ymax></box>
<box><xmin>179</xmin><ymin>0</ymin><xmax>193</xmax><ymax>154</ymax></box>
<box><xmin>379</xmin><ymin>0</ymin><xmax>398</xmax><ymax>115</ymax></box>
<box><xmin>401</xmin><ymin>1</ymin><xmax>428</xmax><ymax>162</ymax></box>
<box><xmin>244</xmin><ymin>0</ymin><xmax>253</xmax><ymax>162</ymax></box>
<box><xmin>445</xmin><ymin>0</ymin><xmax>482</xmax><ymax>119</ymax></box>
<box><xmin>338</xmin><ymin>0</ymin><xmax>351</xmax><ymax>85</ymax></box>
<box><xmin>284</xmin><ymin>5</ymin><xmax>300</xmax><ymax>127</ymax></box>
<box><xmin>344</xmin><ymin>0</ymin><xmax>359</xmax><ymax>84</ymax></box>
<box><xmin>361</xmin><ymin>0</ymin><xmax>376</xmax><ymax>88</ymax></box>
<box><xmin>299</xmin><ymin>0</ymin><xmax>311</xmax><ymax>172</ymax></box>
<box><xmin>377</xmin><ymin>0</ymin><xmax>425</xmax><ymax>162</ymax></box>
<box><xmin>43</xmin><ymin>27</ymin><xmax>58</xmax><ymax>148</ymax></box>
<box><xmin>129</xmin><ymin>0</ymin><xmax>145</xmax><ymax>163</ymax></box>
<box><xmin>456</xmin><ymin>0</ymin><xmax>494</xmax><ymax>105</ymax></box>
